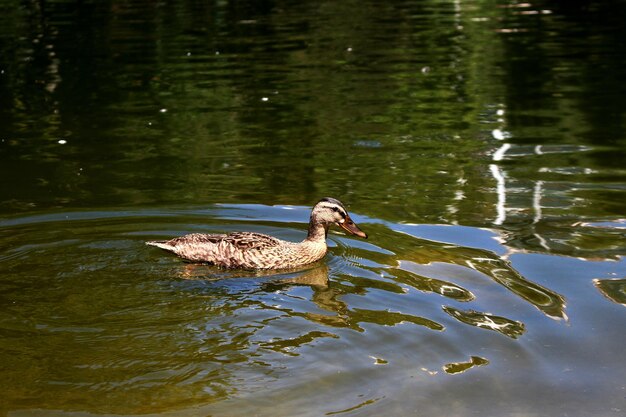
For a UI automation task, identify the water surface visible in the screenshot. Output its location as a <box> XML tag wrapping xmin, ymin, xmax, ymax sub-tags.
<box><xmin>2</xmin><ymin>204</ymin><xmax>624</xmax><ymax>417</ymax></box>
<box><xmin>1</xmin><ymin>1</ymin><xmax>626</xmax><ymax>416</ymax></box>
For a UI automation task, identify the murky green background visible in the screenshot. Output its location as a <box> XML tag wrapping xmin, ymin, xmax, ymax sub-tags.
<box><xmin>1</xmin><ymin>1</ymin><xmax>626</xmax><ymax>416</ymax></box>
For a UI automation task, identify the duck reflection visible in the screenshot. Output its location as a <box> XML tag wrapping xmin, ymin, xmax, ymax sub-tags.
<box><xmin>178</xmin><ymin>262</ymin><xmax>447</xmax><ymax>333</ymax></box>
<box><xmin>176</xmin><ymin>262</ymin><xmax>329</xmax><ymax>286</ymax></box>
<box><xmin>263</xmin><ymin>264</ymin><xmax>330</xmax><ymax>288</ymax></box>
<box><xmin>263</xmin><ymin>265</ymin><xmax>444</xmax><ymax>332</ymax></box>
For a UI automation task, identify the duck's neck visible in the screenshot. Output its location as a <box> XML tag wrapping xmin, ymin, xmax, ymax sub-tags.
<box><xmin>305</xmin><ymin>219</ymin><xmax>328</xmax><ymax>243</ymax></box>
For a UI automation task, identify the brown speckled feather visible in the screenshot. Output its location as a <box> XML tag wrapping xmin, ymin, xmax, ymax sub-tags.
<box><xmin>147</xmin><ymin>232</ymin><xmax>324</xmax><ymax>269</ymax></box>
<box><xmin>166</xmin><ymin>232</ymin><xmax>281</xmax><ymax>250</ymax></box>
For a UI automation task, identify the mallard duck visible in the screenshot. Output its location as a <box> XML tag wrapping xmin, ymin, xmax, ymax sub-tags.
<box><xmin>146</xmin><ymin>197</ymin><xmax>367</xmax><ymax>269</ymax></box>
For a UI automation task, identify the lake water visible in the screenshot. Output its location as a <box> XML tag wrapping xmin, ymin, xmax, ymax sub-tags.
<box><xmin>1</xmin><ymin>1</ymin><xmax>625</xmax><ymax>416</ymax></box>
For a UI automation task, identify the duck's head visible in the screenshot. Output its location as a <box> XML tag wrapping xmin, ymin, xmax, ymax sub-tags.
<box><xmin>310</xmin><ymin>197</ymin><xmax>368</xmax><ymax>239</ymax></box>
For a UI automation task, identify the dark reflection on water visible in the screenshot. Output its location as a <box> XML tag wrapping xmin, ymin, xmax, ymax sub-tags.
<box><xmin>442</xmin><ymin>355</ymin><xmax>489</xmax><ymax>375</ymax></box>
<box><xmin>594</xmin><ymin>278</ymin><xmax>626</xmax><ymax>307</ymax></box>
<box><xmin>1</xmin><ymin>0</ymin><xmax>626</xmax><ymax>416</ymax></box>
<box><xmin>2</xmin><ymin>0</ymin><xmax>625</xmax><ymax>231</ymax></box>
<box><xmin>442</xmin><ymin>306</ymin><xmax>525</xmax><ymax>339</ymax></box>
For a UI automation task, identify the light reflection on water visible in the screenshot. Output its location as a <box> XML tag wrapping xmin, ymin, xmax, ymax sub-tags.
<box><xmin>1</xmin><ymin>204</ymin><xmax>625</xmax><ymax>416</ymax></box>
<box><xmin>1</xmin><ymin>0</ymin><xmax>626</xmax><ymax>415</ymax></box>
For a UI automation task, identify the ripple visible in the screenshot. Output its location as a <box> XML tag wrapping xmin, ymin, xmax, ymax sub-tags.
<box><xmin>581</xmin><ymin>219</ymin><xmax>626</xmax><ymax>230</ymax></box>
<box><xmin>593</xmin><ymin>278</ymin><xmax>626</xmax><ymax>307</ymax></box>
<box><xmin>1</xmin><ymin>205</ymin><xmax>623</xmax><ymax>416</ymax></box>
<box><xmin>257</xmin><ymin>330</ymin><xmax>340</xmax><ymax>356</ymax></box>
<box><xmin>391</xmin><ymin>266</ymin><xmax>475</xmax><ymax>302</ymax></box>
<box><xmin>443</xmin><ymin>356</ymin><xmax>490</xmax><ymax>375</ymax></box>
<box><xmin>351</xmin><ymin>308</ymin><xmax>444</xmax><ymax>331</ymax></box>
<box><xmin>442</xmin><ymin>306</ymin><xmax>526</xmax><ymax>339</ymax></box>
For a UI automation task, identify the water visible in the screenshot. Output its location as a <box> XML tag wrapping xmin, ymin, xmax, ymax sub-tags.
<box><xmin>1</xmin><ymin>206</ymin><xmax>625</xmax><ymax>416</ymax></box>
<box><xmin>1</xmin><ymin>1</ymin><xmax>626</xmax><ymax>416</ymax></box>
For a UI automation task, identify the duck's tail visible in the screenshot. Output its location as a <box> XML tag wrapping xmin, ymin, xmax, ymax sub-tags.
<box><xmin>146</xmin><ymin>241</ymin><xmax>175</xmax><ymax>251</ymax></box>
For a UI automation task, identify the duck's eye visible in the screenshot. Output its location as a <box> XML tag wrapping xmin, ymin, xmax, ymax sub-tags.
<box><xmin>332</xmin><ymin>207</ymin><xmax>339</xmax><ymax>212</ymax></box>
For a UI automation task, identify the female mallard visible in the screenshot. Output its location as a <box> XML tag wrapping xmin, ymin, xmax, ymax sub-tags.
<box><xmin>146</xmin><ymin>197</ymin><xmax>367</xmax><ymax>269</ymax></box>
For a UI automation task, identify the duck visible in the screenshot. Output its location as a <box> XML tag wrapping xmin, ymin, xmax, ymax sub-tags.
<box><xmin>146</xmin><ymin>197</ymin><xmax>367</xmax><ymax>269</ymax></box>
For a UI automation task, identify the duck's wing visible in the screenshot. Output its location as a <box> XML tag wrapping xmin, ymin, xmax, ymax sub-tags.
<box><xmin>147</xmin><ymin>233</ymin><xmax>222</xmax><ymax>249</ymax></box>
<box><xmin>147</xmin><ymin>232</ymin><xmax>282</xmax><ymax>251</ymax></box>
<box><xmin>218</xmin><ymin>232</ymin><xmax>283</xmax><ymax>250</ymax></box>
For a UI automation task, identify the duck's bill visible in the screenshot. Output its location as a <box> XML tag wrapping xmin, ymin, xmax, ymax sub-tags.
<box><xmin>340</xmin><ymin>216</ymin><xmax>368</xmax><ymax>239</ymax></box>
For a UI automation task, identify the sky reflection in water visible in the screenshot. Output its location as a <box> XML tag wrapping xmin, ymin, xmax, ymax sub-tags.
<box><xmin>1</xmin><ymin>0</ymin><xmax>626</xmax><ymax>416</ymax></box>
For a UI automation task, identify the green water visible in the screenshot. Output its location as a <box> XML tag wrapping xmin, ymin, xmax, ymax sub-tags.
<box><xmin>1</xmin><ymin>1</ymin><xmax>626</xmax><ymax>416</ymax></box>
